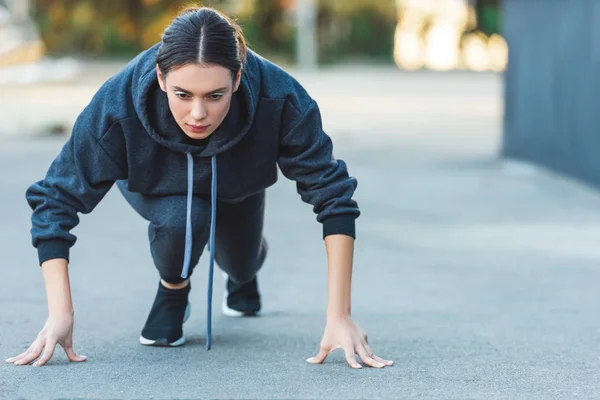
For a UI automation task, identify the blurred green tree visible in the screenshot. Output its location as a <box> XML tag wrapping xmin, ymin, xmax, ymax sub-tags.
<box><xmin>31</xmin><ymin>0</ymin><xmax>396</xmax><ymax>64</ymax></box>
<box><xmin>317</xmin><ymin>0</ymin><xmax>396</xmax><ymax>64</ymax></box>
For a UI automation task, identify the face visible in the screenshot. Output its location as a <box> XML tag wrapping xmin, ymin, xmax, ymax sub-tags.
<box><xmin>156</xmin><ymin>63</ymin><xmax>241</xmax><ymax>139</ymax></box>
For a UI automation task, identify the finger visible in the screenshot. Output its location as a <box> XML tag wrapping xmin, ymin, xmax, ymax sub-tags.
<box><xmin>355</xmin><ymin>344</ymin><xmax>385</xmax><ymax>368</ymax></box>
<box><xmin>33</xmin><ymin>339</ymin><xmax>58</xmax><ymax>367</ymax></box>
<box><xmin>62</xmin><ymin>344</ymin><xmax>87</xmax><ymax>363</ymax></box>
<box><xmin>342</xmin><ymin>345</ymin><xmax>362</xmax><ymax>369</ymax></box>
<box><xmin>6</xmin><ymin>338</ymin><xmax>43</xmax><ymax>363</ymax></box>
<box><xmin>5</xmin><ymin>349</ymin><xmax>30</xmax><ymax>363</ymax></box>
<box><xmin>14</xmin><ymin>340</ymin><xmax>45</xmax><ymax>366</ymax></box>
<box><xmin>363</xmin><ymin>342</ymin><xmax>394</xmax><ymax>366</ymax></box>
<box><xmin>372</xmin><ymin>354</ymin><xmax>394</xmax><ymax>366</ymax></box>
<box><xmin>306</xmin><ymin>345</ymin><xmax>331</xmax><ymax>364</ymax></box>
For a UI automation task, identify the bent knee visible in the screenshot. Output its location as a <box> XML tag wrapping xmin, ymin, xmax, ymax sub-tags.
<box><xmin>152</xmin><ymin>200</ymin><xmax>210</xmax><ymax>241</ymax></box>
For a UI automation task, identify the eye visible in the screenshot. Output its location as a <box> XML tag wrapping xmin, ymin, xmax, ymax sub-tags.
<box><xmin>175</xmin><ymin>92</ymin><xmax>191</xmax><ymax>100</ymax></box>
<box><xmin>208</xmin><ymin>93</ymin><xmax>224</xmax><ymax>101</ymax></box>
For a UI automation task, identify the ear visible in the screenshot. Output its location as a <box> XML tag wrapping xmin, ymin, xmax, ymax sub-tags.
<box><xmin>232</xmin><ymin>70</ymin><xmax>242</xmax><ymax>92</ymax></box>
<box><xmin>156</xmin><ymin>65</ymin><xmax>167</xmax><ymax>92</ymax></box>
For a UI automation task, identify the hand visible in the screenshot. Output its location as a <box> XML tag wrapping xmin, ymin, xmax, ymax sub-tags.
<box><xmin>5</xmin><ymin>312</ymin><xmax>87</xmax><ymax>367</ymax></box>
<box><xmin>306</xmin><ymin>316</ymin><xmax>393</xmax><ymax>369</ymax></box>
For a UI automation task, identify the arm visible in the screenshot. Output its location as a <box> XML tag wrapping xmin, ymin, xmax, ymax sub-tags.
<box><xmin>324</xmin><ymin>234</ymin><xmax>353</xmax><ymax>319</ymax></box>
<box><xmin>42</xmin><ymin>259</ymin><xmax>74</xmax><ymax>317</ymax></box>
<box><xmin>6</xmin><ymin>120</ymin><xmax>127</xmax><ymax>367</ymax></box>
<box><xmin>277</xmin><ymin>100</ymin><xmax>357</xmax><ymax>314</ymax></box>
<box><xmin>277</xmin><ymin>100</ymin><xmax>359</xmax><ymax>239</ymax></box>
<box><xmin>6</xmin><ymin>258</ymin><xmax>86</xmax><ymax>367</ymax></box>
<box><xmin>277</xmin><ymin>100</ymin><xmax>392</xmax><ymax>369</ymax></box>
<box><xmin>26</xmin><ymin>122</ymin><xmax>127</xmax><ymax>265</ymax></box>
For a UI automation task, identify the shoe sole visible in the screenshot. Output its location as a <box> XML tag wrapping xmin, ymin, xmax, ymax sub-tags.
<box><xmin>222</xmin><ymin>272</ymin><xmax>261</xmax><ymax>317</ymax></box>
<box><xmin>139</xmin><ymin>302</ymin><xmax>191</xmax><ymax>347</ymax></box>
<box><xmin>221</xmin><ymin>293</ymin><xmax>260</xmax><ymax>317</ymax></box>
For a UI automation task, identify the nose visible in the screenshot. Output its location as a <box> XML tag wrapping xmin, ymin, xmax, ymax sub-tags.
<box><xmin>190</xmin><ymin>100</ymin><xmax>207</xmax><ymax>121</ymax></box>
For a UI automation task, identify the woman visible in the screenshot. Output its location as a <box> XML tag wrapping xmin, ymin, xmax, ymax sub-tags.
<box><xmin>5</xmin><ymin>7</ymin><xmax>393</xmax><ymax>369</ymax></box>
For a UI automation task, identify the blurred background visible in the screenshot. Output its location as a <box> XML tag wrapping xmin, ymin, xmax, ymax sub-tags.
<box><xmin>3</xmin><ymin>2</ymin><xmax>600</xmax><ymax>397</ymax></box>
<box><xmin>0</xmin><ymin>0</ymin><xmax>504</xmax><ymax>70</ymax></box>
<box><xmin>1</xmin><ymin>0</ymin><xmax>508</xmax><ymax>155</ymax></box>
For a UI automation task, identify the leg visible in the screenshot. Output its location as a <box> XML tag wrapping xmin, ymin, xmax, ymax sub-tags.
<box><xmin>214</xmin><ymin>190</ymin><xmax>268</xmax><ymax>284</ymax></box>
<box><xmin>117</xmin><ymin>180</ymin><xmax>211</xmax><ymax>283</ymax></box>
<box><xmin>213</xmin><ymin>191</ymin><xmax>268</xmax><ymax>316</ymax></box>
<box><xmin>117</xmin><ymin>180</ymin><xmax>211</xmax><ymax>346</ymax></box>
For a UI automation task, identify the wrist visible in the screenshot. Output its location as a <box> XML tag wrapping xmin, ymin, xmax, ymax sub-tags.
<box><xmin>48</xmin><ymin>301</ymin><xmax>74</xmax><ymax>316</ymax></box>
<box><xmin>326</xmin><ymin>309</ymin><xmax>351</xmax><ymax>321</ymax></box>
<box><xmin>49</xmin><ymin>309</ymin><xmax>75</xmax><ymax>318</ymax></box>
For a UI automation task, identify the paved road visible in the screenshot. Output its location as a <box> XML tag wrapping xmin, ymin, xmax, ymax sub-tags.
<box><xmin>1</xmin><ymin>68</ymin><xmax>599</xmax><ymax>399</ymax></box>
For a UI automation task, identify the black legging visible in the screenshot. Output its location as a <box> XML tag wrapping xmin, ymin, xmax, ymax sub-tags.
<box><xmin>116</xmin><ymin>180</ymin><xmax>267</xmax><ymax>284</ymax></box>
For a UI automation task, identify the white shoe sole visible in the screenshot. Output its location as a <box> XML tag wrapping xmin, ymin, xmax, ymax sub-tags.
<box><xmin>221</xmin><ymin>272</ymin><xmax>260</xmax><ymax>317</ymax></box>
<box><xmin>221</xmin><ymin>292</ymin><xmax>261</xmax><ymax>317</ymax></box>
<box><xmin>139</xmin><ymin>302</ymin><xmax>191</xmax><ymax>347</ymax></box>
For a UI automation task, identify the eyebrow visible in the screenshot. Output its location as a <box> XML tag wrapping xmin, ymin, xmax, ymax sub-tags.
<box><xmin>172</xmin><ymin>86</ymin><xmax>228</xmax><ymax>95</ymax></box>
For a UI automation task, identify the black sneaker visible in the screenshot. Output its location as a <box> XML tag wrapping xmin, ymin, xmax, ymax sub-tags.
<box><xmin>221</xmin><ymin>274</ymin><xmax>261</xmax><ymax>317</ymax></box>
<box><xmin>139</xmin><ymin>281</ymin><xmax>191</xmax><ymax>347</ymax></box>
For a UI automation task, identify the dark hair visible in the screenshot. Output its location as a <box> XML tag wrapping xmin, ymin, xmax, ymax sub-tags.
<box><xmin>156</xmin><ymin>7</ymin><xmax>247</xmax><ymax>78</ymax></box>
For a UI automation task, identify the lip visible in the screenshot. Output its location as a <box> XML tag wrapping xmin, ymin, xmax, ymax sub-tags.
<box><xmin>186</xmin><ymin>124</ymin><xmax>210</xmax><ymax>133</ymax></box>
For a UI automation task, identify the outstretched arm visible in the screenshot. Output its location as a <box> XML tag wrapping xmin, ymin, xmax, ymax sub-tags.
<box><xmin>6</xmin><ymin>117</ymin><xmax>126</xmax><ymax>367</ymax></box>
<box><xmin>277</xmin><ymin>99</ymin><xmax>392</xmax><ymax>368</ymax></box>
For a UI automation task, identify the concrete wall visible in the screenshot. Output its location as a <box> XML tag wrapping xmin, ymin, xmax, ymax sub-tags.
<box><xmin>502</xmin><ymin>0</ymin><xmax>600</xmax><ymax>186</ymax></box>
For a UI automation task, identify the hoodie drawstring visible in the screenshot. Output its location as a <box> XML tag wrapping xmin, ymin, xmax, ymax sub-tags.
<box><xmin>180</xmin><ymin>153</ymin><xmax>194</xmax><ymax>280</ymax></box>
<box><xmin>180</xmin><ymin>153</ymin><xmax>217</xmax><ymax>351</ymax></box>
<box><xmin>206</xmin><ymin>155</ymin><xmax>217</xmax><ymax>350</ymax></box>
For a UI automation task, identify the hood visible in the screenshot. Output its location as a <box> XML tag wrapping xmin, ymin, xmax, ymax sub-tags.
<box><xmin>131</xmin><ymin>43</ymin><xmax>261</xmax><ymax>157</ymax></box>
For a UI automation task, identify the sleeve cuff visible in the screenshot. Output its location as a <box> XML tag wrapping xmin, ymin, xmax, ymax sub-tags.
<box><xmin>37</xmin><ymin>239</ymin><xmax>71</xmax><ymax>265</ymax></box>
<box><xmin>322</xmin><ymin>214</ymin><xmax>356</xmax><ymax>239</ymax></box>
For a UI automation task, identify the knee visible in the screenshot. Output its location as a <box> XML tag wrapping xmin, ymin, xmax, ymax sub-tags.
<box><xmin>153</xmin><ymin>220</ymin><xmax>207</xmax><ymax>246</ymax></box>
<box><xmin>224</xmin><ymin>240</ymin><xmax>267</xmax><ymax>284</ymax></box>
<box><xmin>155</xmin><ymin>215</ymin><xmax>187</xmax><ymax>241</ymax></box>
<box><xmin>151</xmin><ymin>199</ymin><xmax>210</xmax><ymax>244</ymax></box>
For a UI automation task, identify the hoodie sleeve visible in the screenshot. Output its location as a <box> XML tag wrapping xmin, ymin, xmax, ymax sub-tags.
<box><xmin>26</xmin><ymin>121</ymin><xmax>127</xmax><ymax>265</ymax></box>
<box><xmin>277</xmin><ymin>99</ymin><xmax>360</xmax><ymax>239</ymax></box>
